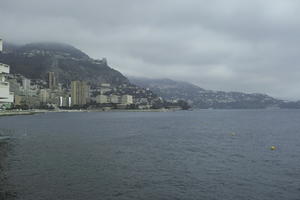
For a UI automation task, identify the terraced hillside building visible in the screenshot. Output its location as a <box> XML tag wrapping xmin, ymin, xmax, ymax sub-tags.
<box><xmin>0</xmin><ymin>39</ymin><xmax>13</xmax><ymax>107</ymax></box>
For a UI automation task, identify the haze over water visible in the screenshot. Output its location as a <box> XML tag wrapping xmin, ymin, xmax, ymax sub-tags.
<box><xmin>1</xmin><ymin>110</ymin><xmax>300</xmax><ymax>200</ymax></box>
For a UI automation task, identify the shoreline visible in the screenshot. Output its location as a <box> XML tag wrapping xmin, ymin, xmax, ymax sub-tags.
<box><xmin>0</xmin><ymin>110</ymin><xmax>44</xmax><ymax>117</ymax></box>
<box><xmin>0</xmin><ymin>108</ymin><xmax>180</xmax><ymax>117</ymax></box>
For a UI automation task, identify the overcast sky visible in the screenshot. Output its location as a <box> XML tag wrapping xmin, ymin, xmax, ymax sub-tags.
<box><xmin>1</xmin><ymin>0</ymin><xmax>300</xmax><ymax>100</ymax></box>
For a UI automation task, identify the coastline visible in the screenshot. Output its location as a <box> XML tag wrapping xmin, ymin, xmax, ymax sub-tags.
<box><xmin>0</xmin><ymin>110</ymin><xmax>44</xmax><ymax>117</ymax></box>
<box><xmin>0</xmin><ymin>108</ymin><xmax>181</xmax><ymax>117</ymax></box>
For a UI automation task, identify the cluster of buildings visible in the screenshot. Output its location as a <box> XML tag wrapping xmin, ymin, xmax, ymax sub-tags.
<box><xmin>70</xmin><ymin>81</ymin><xmax>133</xmax><ymax>107</ymax></box>
<box><xmin>0</xmin><ymin>38</ymin><xmax>158</xmax><ymax>110</ymax></box>
<box><xmin>0</xmin><ymin>38</ymin><xmax>135</xmax><ymax>110</ymax></box>
<box><xmin>2</xmin><ymin>73</ymin><xmax>135</xmax><ymax>110</ymax></box>
<box><xmin>6</xmin><ymin>74</ymin><xmax>135</xmax><ymax>109</ymax></box>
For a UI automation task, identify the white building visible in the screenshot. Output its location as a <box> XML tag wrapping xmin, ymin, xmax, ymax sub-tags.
<box><xmin>0</xmin><ymin>39</ymin><xmax>2</xmax><ymax>52</ymax></box>
<box><xmin>59</xmin><ymin>96</ymin><xmax>71</xmax><ymax>107</ymax></box>
<box><xmin>96</xmin><ymin>94</ymin><xmax>108</xmax><ymax>104</ymax></box>
<box><xmin>109</xmin><ymin>95</ymin><xmax>120</xmax><ymax>104</ymax></box>
<box><xmin>121</xmin><ymin>95</ymin><xmax>133</xmax><ymax>105</ymax></box>
<box><xmin>0</xmin><ymin>39</ymin><xmax>14</xmax><ymax>105</ymax></box>
<box><xmin>22</xmin><ymin>78</ymin><xmax>31</xmax><ymax>94</ymax></box>
<box><xmin>39</xmin><ymin>89</ymin><xmax>50</xmax><ymax>103</ymax></box>
<box><xmin>100</xmin><ymin>83</ymin><xmax>110</xmax><ymax>87</ymax></box>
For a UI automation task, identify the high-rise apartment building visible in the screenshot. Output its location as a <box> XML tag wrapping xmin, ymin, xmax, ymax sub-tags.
<box><xmin>0</xmin><ymin>39</ymin><xmax>2</xmax><ymax>52</ymax></box>
<box><xmin>48</xmin><ymin>72</ymin><xmax>57</xmax><ymax>90</ymax></box>
<box><xmin>71</xmin><ymin>81</ymin><xmax>89</xmax><ymax>106</ymax></box>
<box><xmin>0</xmin><ymin>38</ymin><xmax>13</xmax><ymax>105</ymax></box>
<box><xmin>39</xmin><ymin>89</ymin><xmax>50</xmax><ymax>103</ymax></box>
<box><xmin>22</xmin><ymin>77</ymin><xmax>31</xmax><ymax>95</ymax></box>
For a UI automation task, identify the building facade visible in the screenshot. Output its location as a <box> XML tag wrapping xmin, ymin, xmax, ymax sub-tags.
<box><xmin>39</xmin><ymin>89</ymin><xmax>50</xmax><ymax>103</ymax></box>
<box><xmin>71</xmin><ymin>81</ymin><xmax>89</xmax><ymax>106</ymax></box>
<box><xmin>0</xmin><ymin>39</ymin><xmax>14</xmax><ymax>106</ymax></box>
<box><xmin>109</xmin><ymin>95</ymin><xmax>120</xmax><ymax>104</ymax></box>
<box><xmin>48</xmin><ymin>72</ymin><xmax>57</xmax><ymax>90</ymax></box>
<box><xmin>59</xmin><ymin>96</ymin><xmax>71</xmax><ymax>107</ymax></box>
<box><xmin>22</xmin><ymin>77</ymin><xmax>31</xmax><ymax>95</ymax></box>
<box><xmin>121</xmin><ymin>95</ymin><xmax>133</xmax><ymax>105</ymax></box>
<box><xmin>96</xmin><ymin>94</ymin><xmax>108</xmax><ymax>104</ymax></box>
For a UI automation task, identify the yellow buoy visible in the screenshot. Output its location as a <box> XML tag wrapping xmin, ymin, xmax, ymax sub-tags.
<box><xmin>271</xmin><ymin>146</ymin><xmax>276</xmax><ymax>150</ymax></box>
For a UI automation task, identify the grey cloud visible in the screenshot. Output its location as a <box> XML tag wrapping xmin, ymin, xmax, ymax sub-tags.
<box><xmin>1</xmin><ymin>0</ymin><xmax>300</xmax><ymax>99</ymax></box>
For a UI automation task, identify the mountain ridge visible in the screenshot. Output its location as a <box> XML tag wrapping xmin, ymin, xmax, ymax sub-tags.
<box><xmin>2</xmin><ymin>41</ymin><xmax>299</xmax><ymax>109</ymax></box>
<box><xmin>0</xmin><ymin>42</ymin><xmax>129</xmax><ymax>87</ymax></box>
<box><xmin>129</xmin><ymin>77</ymin><xmax>290</xmax><ymax>109</ymax></box>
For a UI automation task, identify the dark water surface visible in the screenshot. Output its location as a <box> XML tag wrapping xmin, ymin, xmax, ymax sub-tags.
<box><xmin>0</xmin><ymin>110</ymin><xmax>300</xmax><ymax>200</ymax></box>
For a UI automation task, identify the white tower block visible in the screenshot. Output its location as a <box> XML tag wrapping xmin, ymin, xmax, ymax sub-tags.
<box><xmin>0</xmin><ymin>39</ymin><xmax>3</xmax><ymax>52</ymax></box>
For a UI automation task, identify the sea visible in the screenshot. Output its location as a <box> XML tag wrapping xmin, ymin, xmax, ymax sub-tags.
<box><xmin>0</xmin><ymin>110</ymin><xmax>300</xmax><ymax>200</ymax></box>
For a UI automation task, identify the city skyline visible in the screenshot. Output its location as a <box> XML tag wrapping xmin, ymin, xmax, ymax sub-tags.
<box><xmin>1</xmin><ymin>1</ymin><xmax>300</xmax><ymax>100</ymax></box>
<box><xmin>0</xmin><ymin>2</ymin><xmax>299</xmax><ymax>200</ymax></box>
